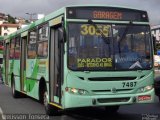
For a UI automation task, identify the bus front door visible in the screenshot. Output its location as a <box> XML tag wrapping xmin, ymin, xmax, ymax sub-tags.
<box><xmin>20</xmin><ymin>37</ymin><xmax>27</xmax><ymax>92</ymax></box>
<box><xmin>50</xmin><ymin>25</ymin><xmax>64</xmax><ymax>105</ymax></box>
<box><xmin>5</xmin><ymin>43</ymin><xmax>9</xmax><ymax>85</ymax></box>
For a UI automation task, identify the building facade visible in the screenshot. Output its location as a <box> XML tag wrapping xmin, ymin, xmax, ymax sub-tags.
<box><xmin>0</xmin><ymin>23</ymin><xmax>19</xmax><ymax>36</ymax></box>
<box><xmin>0</xmin><ymin>12</ymin><xmax>20</xmax><ymax>36</ymax></box>
<box><xmin>151</xmin><ymin>25</ymin><xmax>160</xmax><ymax>43</ymax></box>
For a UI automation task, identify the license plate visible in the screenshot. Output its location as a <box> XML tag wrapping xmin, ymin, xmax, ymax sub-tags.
<box><xmin>122</xmin><ymin>82</ymin><xmax>137</xmax><ymax>88</ymax></box>
<box><xmin>138</xmin><ymin>95</ymin><xmax>151</xmax><ymax>101</ymax></box>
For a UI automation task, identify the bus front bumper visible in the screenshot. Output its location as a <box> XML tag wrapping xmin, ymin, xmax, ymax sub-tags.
<box><xmin>64</xmin><ymin>88</ymin><xmax>155</xmax><ymax>109</ymax></box>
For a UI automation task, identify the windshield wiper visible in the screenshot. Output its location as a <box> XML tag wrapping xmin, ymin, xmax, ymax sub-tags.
<box><xmin>118</xmin><ymin>21</ymin><xmax>133</xmax><ymax>55</ymax></box>
<box><xmin>88</xmin><ymin>19</ymin><xmax>110</xmax><ymax>44</ymax></box>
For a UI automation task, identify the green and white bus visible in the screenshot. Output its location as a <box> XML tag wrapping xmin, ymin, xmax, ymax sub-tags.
<box><xmin>2</xmin><ymin>5</ymin><xmax>155</xmax><ymax>115</ymax></box>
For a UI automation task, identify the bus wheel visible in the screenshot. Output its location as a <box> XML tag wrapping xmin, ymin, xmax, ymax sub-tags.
<box><xmin>43</xmin><ymin>90</ymin><xmax>59</xmax><ymax>116</ymax></box>
<box><xmin>11</xmin><ymin>80</ymin><xmax>20</xmax><ymax>98</ymax></box>
<box><xmin>105</xmin><ymin>106</ymin><xmax>119</xmax><ymax>114</ymax></box>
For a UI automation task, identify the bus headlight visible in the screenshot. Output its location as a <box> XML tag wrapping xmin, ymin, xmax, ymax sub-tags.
<box><xmin>78</xmin><ymin>89</ymin><xmax>87</xmax><ymax>95</ymax></box>
<box><xmin>71</xmin><ymin>88</ymin><xmax>78</xmax><ymax>94</ymax></box>
<box><xmin>65</xmin><ymin>87</ymin><xmax>88</xmax><ymax>95</ymax></box>
<box><xmin>139</xmin><ymin>85</ymin><xmax>153</xmax><ymax>93</ymax></box>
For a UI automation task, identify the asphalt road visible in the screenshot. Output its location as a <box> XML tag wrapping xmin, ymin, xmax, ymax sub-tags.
<box><xmin>1</xmin><ymin>76</ymin><xmax>160</xmax><ymax>120</ymax></box>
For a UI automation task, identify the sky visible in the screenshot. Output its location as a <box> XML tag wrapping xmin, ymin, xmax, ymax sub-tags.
<box><xmin>0</xmin><ymin>0</ymin><xmax>159</xmax><ymax>25</ymax></box>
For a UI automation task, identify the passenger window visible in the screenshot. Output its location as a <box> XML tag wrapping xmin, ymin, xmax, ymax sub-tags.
<box><xmin>9</xmin><ymin>38</ymin><xmax>15</xmax><ymax>59</ymax></box>
<box><xmin>14</xmin><ymin>36</ymin><xmax>21</xmax><ymax>59</ymax></box>
<box><xmin>28</xmin><ymin>29</ymin><xmax>37</xmax><ymax>59</ymax></box>
<box><xmin>37</xmin><ymin>24</ymin><xmax>48</xmax><ymax>58</ymax></box>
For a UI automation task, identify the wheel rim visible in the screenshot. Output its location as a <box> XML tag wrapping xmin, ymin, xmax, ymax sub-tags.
<box><xmin>12</xmin><ymin>82</ymin><xmax>15</xmax><ymax>95</ymax></box>
<box><xmin>44</xmin><ymin>91</ymin><xmax>48</xmax><ymax>107</ymax></box>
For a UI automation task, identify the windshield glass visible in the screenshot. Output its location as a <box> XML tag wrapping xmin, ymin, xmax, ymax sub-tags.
<box><xmin>68</xmin><ymin>23</ymin><xmax>152</xmax><ymax>71</ymax></box>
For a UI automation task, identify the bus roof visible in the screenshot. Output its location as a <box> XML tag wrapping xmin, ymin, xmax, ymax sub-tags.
<box><xmin>65</xmin><ymin>5</ymin><xmax>147</xmax><ymax>12</ymax></box>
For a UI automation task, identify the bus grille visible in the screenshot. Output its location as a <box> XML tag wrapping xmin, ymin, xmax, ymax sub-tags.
<box><xmin>97</xmin><ymin>97</ymin><xmax>130</xmax><ymax>103</ymax></box>
<box><xmin>92</xmin><ymin>89</ymin><xmax>133</xmax><ymax>94</ymax></box>
<box><xmin>88</xmin><ymin>77</ymin><xmax>137</xmax><ymax>81</ymax></box>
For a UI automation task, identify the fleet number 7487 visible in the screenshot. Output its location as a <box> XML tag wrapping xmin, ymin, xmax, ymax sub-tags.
<box><xmin>122</xmin><ymin>82</ymin><xmax>137</xmax><ymax>88</ymax></box>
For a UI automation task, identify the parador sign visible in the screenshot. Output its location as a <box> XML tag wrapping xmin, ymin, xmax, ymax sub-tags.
<box><xmin>77</xmin><ymin>58</ymin><xmax>112</xmax><ymax>68</ymax></box>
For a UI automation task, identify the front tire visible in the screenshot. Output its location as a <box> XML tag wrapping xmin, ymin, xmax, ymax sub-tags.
<box><xmin>43</xmin><ymin>89</ymin><xmax>59</xmax><ymax>116</ymax></box>
<box><xmin>11</xmin><ymin>80</ymin><xmax>20</xmax><ymax>98</ymax></box>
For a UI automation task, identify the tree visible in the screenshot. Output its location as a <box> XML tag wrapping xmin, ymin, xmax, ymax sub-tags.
<box><xmin>7</xmin><ymin>14</ymin><xmax>16</xmax><ymax>24</ymax></box>
<box><xmin>25</xmin><ymin>20</ymin><xmax>30</xmax><ymax>24</ymax></box>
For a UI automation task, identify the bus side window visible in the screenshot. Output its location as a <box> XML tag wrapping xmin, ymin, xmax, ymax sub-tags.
<box><xmin>37</xmin><ymin>24</ymin><xmax>48</xmax><ymax>58</ymax></box>
<box><xmin>28</xmin><ymin>29</ymin><xmax>37</xmax><ymax>59</ymax></box>
<box><xmin>14</xmin><ymin>36</ymin><xmax>21</xmax><ymax>59</ymax></box>
<box><xmin>9</xmin><ymin>38</ymin><xmax>15</xmax><ymax>59</ymax></box>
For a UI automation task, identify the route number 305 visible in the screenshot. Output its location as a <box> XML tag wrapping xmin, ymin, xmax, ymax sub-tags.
<box><xmin>80</xmin><ymin>24</ymin><xmax>110</xmax><ymax>37</ymax></box>
<box><xmin>122</xmin><ymin>82</ymin><xmax>137</xmax><ymax>88</ymax></box>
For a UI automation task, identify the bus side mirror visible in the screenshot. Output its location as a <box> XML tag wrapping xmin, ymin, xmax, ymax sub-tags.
<box><xmin>58</xmin><ymin>28</ymin><xmax>65</xmax><ymax>43</ymax></box>
<box><xmin>58</xmin><ymin>19</ymin><xmax>66</xmax><ymax>43</ymax></box>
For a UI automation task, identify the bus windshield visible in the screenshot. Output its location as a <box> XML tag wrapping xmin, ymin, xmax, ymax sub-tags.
<box><xmin>68</xmin><ymin>23</ymin><xmax>152</xmax><ymax>71</ymax></box>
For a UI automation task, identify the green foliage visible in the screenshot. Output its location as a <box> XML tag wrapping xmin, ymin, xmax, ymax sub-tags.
<box><xmin>7</xmin><ymin>14</ymin><xmax>16</xmax><ymax>24</ymax></box>
<box><xmin>25</xmin><ymin>20</ymin><xmax>30</xmax><ymax>24</ymax></box>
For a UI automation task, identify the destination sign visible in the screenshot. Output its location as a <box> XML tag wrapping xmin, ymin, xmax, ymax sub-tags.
<box><xmin>67</xmin><ymin>7</ymin><xmax>148</xmax><ymax>22</ymax></box>
<box><xmin>93</xmin><ymin>11</ymin><xmax>122</xmax><ymax>20</ymax></box>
